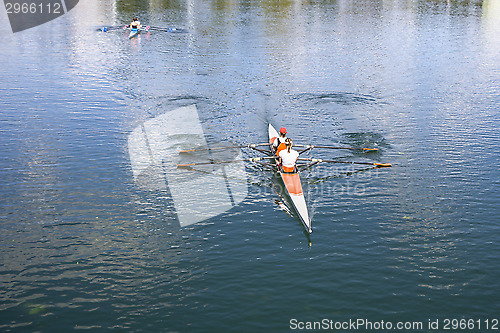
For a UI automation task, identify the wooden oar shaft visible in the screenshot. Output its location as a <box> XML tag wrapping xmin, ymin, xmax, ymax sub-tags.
<box><xmin>295</xmin><ymin>144</ymin><xmax>378</xmax><ymax>152</ymax></box>
<box><xmin>179</xmin><ymin>143</ymin><xmax>269</xmax><ymax>153</ymax></box>
<box><xmin>178</xmin><ymin>157</ymin><xmax>273</xmax><ymax>167</ymax></box>
<box><xmin>298</xmin><ymin>158</ymin><xmax>391</xmax><ymax>167</ymax></box>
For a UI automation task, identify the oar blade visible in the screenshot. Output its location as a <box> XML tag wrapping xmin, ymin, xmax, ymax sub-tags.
<box><xmin>177</xmin><ymin>163</ymin><xmax>196</xmax><ymax>168</ymax></box>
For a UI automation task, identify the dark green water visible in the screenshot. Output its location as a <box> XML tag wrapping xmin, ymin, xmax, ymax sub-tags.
<box><xmin>1</xmin><ymin>0</ymin><xmax>499</xmax><ymax>331</ymax></box>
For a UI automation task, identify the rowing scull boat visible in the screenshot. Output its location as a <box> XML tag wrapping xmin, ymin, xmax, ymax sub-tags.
<box><xmin>177</xmin><ymin>126</ymin><xmax>391</xmax><ymax>235</ymax></box>
<box><xmin>123</xmin><ymin>25</ymin><xmax>150</xmax><ymax>39</ymax></box>
<box><xmin>268</xmin><ymin>124</ymin><xmax>312</xmax><ymax>233</ymax></box>
<box><xmin>128</xmin><ymin>28</ymin><xmax>140</xmax><ymax>39</ymax></box>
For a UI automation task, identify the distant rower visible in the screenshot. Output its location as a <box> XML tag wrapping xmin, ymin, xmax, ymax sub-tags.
<box><xmin>130</xmin><ymin>17</ymin><xmax>141</xmax><ymax>30</ymax></box>
<box><xmin>279</xmin><ymin>138</ymin><xmax>299</xmax><ymax>173</ymax></box>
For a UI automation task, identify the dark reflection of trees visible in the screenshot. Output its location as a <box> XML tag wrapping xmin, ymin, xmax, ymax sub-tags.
<box><xmin>114</xmin><ymin>0</ymin><xmax>188</xmax><ymax>14</ymax></box>
<box><xmin>112</xmin><ymin>0</ymin><xmax>484</xmax><ymax>22</ymax></box>
<box><xmin>416</xmin><ymin>0</ymin><xmax>483</xmax><ymax>16</ymax></box>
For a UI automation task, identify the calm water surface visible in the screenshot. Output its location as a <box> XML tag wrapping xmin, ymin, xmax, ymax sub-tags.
<box><xmin>1</xmin><ymin>0</ymin><xmax>499</xmax><ymax>331</ymax></box>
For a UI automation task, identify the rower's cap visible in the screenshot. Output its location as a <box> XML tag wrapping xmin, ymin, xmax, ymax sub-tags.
<box><xmin>279</xmin><ymin>127</ymin><xmax>287</xmax><ymax>134</ymax></box>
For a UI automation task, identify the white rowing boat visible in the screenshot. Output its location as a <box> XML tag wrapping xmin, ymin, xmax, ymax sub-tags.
<box><xmin>268</xmin><ymin>124</ymin><xmax>312</xmax><ymax>233</ymax></box>
<box><xmin>177</xmin><ymin>125</ymin><xmax>391</xmax><ymax>235</ymax></box>
<box><xmin>123</xmin><ymin>25</ymin><xmax>150</xmax><ymax>39</ymax></box>
<box><xmin>129</xmin><ymin>28</ymin><xmax>140</xmax><ymax>39</ymax></box>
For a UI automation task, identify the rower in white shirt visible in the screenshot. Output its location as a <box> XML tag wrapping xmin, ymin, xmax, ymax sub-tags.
<box><xmin>278</xmin><ymin>138</ymin><xmax>299</xmax><ymax>173</ymax></box>
<box><xmin>130</xmin><ymin>17</ymin><xmax>141</xmax><ymax>30</ymax></box>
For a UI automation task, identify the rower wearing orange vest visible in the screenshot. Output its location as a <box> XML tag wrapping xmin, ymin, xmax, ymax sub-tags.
<box><xmin>273</xmin><ymin>127</ymin><xmax>288</xmax><ymax>156</ymax></box>
<box><xmin>279</xmin><ymin>138</ymin><xmax>299</xmax><ymax>173</ymax></box>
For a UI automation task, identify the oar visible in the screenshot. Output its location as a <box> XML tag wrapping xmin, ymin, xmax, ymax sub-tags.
<box><xmin>298</xmin><ymin>158</ymin><xmax>391</xmax><ymax>168</ymax></box>
<box><xmin>98</xmin><ymin>26</ymin><xmax>122</xmax><ymax>32</ymax></box>
<box><xmin>179</xmin><ymin>143</ymin><xmax>270</xmax><ymax>153</ymax></box>
<box><xmin>295</xmin><ymin>144</ymin><xmax>378</xmax><ymax>152</ymax></box>
<box><xmin>178</xmin><ymin>157</ymin><xmax>274</xmax><ymax>168</ymax></box>
<box><xmin>148</xmin><ymin>26</ymin><xmax>187</xmax><ymax>33</ymax></box>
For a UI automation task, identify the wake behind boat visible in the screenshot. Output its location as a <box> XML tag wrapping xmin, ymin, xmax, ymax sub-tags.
<box><xmin>177</xmin><ymin>124</ymin><xmax>391</xmax><ymax>234</ymax></box>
